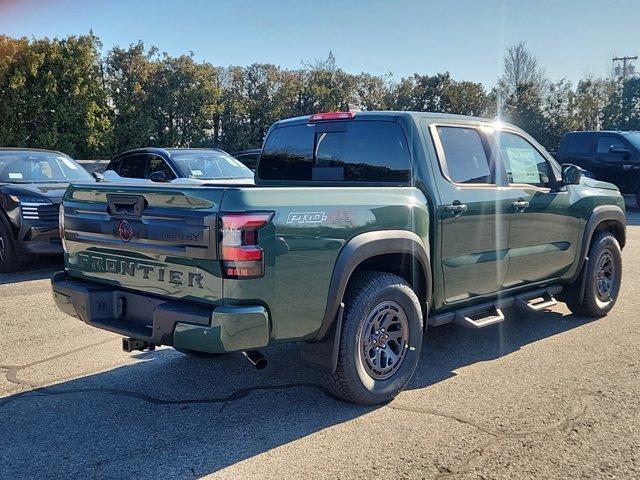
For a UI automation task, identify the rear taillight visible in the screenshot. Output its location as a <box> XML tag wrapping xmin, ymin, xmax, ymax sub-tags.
<box><xmin>220</xmin><ymin>212</ymin><xmax>273</xmax><ymax>278</ymax></box>
<box><xmin>58</xmin><ymin>204</ymin><xmax>67</xmax><ymax>252</ymax></box>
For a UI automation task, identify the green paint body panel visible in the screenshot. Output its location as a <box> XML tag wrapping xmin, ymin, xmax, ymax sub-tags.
<box><xmin>173</xmin><ymin>306</ymin><xmax>269</xmax><ymax>353</ymax></box>
<box><xmin>55</xmin><ymin>111</ymin><xmax>626</xmax><ymax>354</ymax></box>
<box><xmin>221</xmin><ymin>186</ymin><xmax>429</xmax><ymax>342</ymax></box>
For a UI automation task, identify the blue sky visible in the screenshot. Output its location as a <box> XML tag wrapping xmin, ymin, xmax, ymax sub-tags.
<box><xmin>1</xmin><ymin>0</ymin><xmax>639</xmax><ymax>87</ymax></box>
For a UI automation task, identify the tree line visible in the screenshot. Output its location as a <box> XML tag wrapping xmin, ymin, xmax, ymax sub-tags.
<box><xmin>1</xmin><ymin>33</ymin><xmax>639</xmax><ymax>159</ymax></box>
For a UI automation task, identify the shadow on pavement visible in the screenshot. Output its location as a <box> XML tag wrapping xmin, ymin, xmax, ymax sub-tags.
<box><xmin>0</xmin><ymin>258</ymin><xmax>62</xmax><ymax>285</ymax></box>
<box><xmin>0</xmin><ymin>307</ymin><xmax>595</xmax><ymax>478</ymax></box>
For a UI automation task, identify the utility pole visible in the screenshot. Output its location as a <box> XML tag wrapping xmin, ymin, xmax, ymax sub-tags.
<box><xmin>613</xmin><ymin>55</ymin><xmax>638</xmax><ymax>83</ymax></box>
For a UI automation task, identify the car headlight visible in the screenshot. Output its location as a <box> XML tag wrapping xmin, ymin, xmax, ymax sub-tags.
<box><xmin>9</xmin><ymin>195</ymin><xmax>52</xmax><ymax>204</ymax></box>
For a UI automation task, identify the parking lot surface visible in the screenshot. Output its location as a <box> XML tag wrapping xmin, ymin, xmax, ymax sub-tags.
<box><xmin>1</xmin><ymin>211</ymin><xmax>640</xmax><ymax>479</ymax></box>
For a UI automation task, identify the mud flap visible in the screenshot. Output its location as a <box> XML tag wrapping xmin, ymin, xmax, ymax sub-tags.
<box><xmin>299</xmin><ymin>303</ymin><xmax>344</xmax><ymax>373</ymax></box>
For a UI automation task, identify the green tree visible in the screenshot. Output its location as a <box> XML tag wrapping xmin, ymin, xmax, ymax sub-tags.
<box><xmin>298</xmin><ymin>52</ymin><xmax>358</xmax><ymax>114</ymax></box>
<box><xmin>574</xmin><ymin>77</ymin><xmax>616</xmax><ymax>130</ymax></box>
<box><xmin>603</xmin><ymin>78</ymin><xmax>640</xmax><ymax>130</ymax></box>
<box><xmin>151</xmin><ymin>54</ymin><xmax>221</xmax><ymax>147</ymax></box>
<box><xmin>389</xmin><ymin>72</ymin><xmax>489</xmax><ymax>116</ymax></box>
<box><xmin>354</xmin><ymin>72</ymin><xmax>390</xmax><ymax>111</ymax></box>
<box><xmin>497</xmin><ymin>42</ymin><xmax>556</xmax><ymax>148</ymax></box>
<box><xmin>218</xmin><ymin>64</ymin><xmax>305</xmax><ymax>152</ymax></box>
<box><xmin>0</xmin><ymin>34</ymin><xmax>112</xmax><ymax>158</ymax></box>
<box><xmin>502</xmin><ymin>83</ymin><xmax>550</xmax><ymax>147</ymax></box>
<box><xmin>497</xmin><ymin>41</ymin><xmax>547</xmax><ymax>98</ymax></box>
<box><xmin>543</xmin><ymin>79</ymin><xmax>578</xmax><ymax>149</ymax></box>
<box><xmin>218</xmin><ymin>66</ymin><xmax>250</xmax><ymax>151</ymax></box>
<box><xmin>105</xmin><ymin>42</ymin><xmax>159</xmax><ymax>152</ymax></box>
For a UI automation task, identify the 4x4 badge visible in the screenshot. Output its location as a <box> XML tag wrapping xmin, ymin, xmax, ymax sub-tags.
<box><xmin>116</xmin><ymin>220</ymin><xmax>134</xmax><ymax>243</ymax></box>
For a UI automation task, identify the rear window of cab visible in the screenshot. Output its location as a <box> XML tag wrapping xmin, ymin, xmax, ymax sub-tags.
<box><xmin>257</xmin><ymin>121</ymin><xmax>411</xmax><ymax>183</ymax></box>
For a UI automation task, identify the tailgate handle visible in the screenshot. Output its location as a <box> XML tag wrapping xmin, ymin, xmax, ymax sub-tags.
<box><xmin>107</xmin><ymin>194</ymin><xmax>147</xmax><ymax>217</ymax></box>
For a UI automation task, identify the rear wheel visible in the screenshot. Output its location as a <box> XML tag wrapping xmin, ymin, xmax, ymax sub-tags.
<box><xmin>564</xmin><ymin>231</ymin><xmax>622</xmax><ymax>317</ymax></box>
<box><xmin>323</xmin><ymin>271</ymin><xmax>423</xmax><ymax>405</ymax></box>
<box><xmin>0</xmin><ymin>215</ymin><xmax>20</xmax><ymax>273</ymax></box>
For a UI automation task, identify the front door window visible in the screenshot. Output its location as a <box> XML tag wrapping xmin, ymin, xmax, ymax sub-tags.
<box><xmin>496</xmin><ymin>131</ymin><xmax>553</xmax><ymax>188</ymax></box>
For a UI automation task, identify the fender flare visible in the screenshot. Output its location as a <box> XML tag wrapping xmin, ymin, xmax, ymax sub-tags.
<box><xmin>299</xmin><ymin>230</ymin><xmax>432</xmax><ymax>373</ymax></box>
<box><xmin>568</xmin><ymin>205</ymin><xmax>626</xmax><ymax>284</ymax></box>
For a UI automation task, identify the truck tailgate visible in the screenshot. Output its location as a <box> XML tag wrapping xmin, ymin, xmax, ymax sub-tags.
<box><xmin>62</xmin><ymin>183</ymin><xmax>225</xmax><ymax>304</ymax></box>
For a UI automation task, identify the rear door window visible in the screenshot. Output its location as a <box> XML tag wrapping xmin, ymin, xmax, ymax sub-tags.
<box><xmin>596</xmin><ymin>136</ymin><xmax>625</xmax><ymax>154</ymax></box>
<box><xmin>563</xmin><ymin>133</ymin><xmax>595</xmax><ymax>154</ymax></box>
<box><xmin>258</xmin><ymin>121</ymin><xmax>411</xmax><ymax>183</ymax></box>
<box><xmin>117</xmin><ymin>154</ymin><xmax>148</xmax><ymax>178</ymax></box>
<box><xmin>106</xmin><ymin>158</ymin><xmax>120</xmax><ymax>173</ymax></box>
<box><xmin>436</xmin><ymin>126</ymin><xmax>492</xmax><ymax>184</ymax></box>
<box><xmin>148</xmin><ymin>155</ymin><xmax>176</xmax><ymax>180</ymax></box>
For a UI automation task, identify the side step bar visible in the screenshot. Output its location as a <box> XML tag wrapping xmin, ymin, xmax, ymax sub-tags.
<box><xmin>429</xmin><ymin>285</ymin><xmax>563</xmax><ymax>329</ymax></box>
<box><xmin>515</xmin><ymin>286</ymin><xmax>561</xmax><ymax>312</ymax></box>
<box><xmin>455</xmin><ymin>305</ymin><xmax>505</xmax><ymax>329</ymax></box>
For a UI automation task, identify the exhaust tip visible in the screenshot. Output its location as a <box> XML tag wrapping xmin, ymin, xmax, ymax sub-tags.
<box><xmin>254</xmin><ymin>357</ymin><xmax>268</xmax><ymax>370</ymax></box>
<box><xmin>242</xmin><ymin>350</ymin><xmax>268</xmax><ymax>370</ymax></box>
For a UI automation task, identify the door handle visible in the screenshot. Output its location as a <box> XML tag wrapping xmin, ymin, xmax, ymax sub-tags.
<box><xmin>512</xmin><ymin>200</ymin><xmax>529</xmax><ymax>212</ymax></box>
<box><xmin>444</xmin><ymin>202</ymin><xmax>468</xmax><ymax>217</ymax></box>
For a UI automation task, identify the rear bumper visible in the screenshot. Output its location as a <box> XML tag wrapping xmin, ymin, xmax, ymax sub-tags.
<box><xmin>51</xmin><ymin>271</ymin><xmax>270</xmax><ymax>353</ymax></box>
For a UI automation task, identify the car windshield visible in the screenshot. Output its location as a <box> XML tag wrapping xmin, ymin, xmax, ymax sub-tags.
<box><xmin>623</xmin><ymin>133</ymin><xmax>640</xmax><ymax>150</ymax></box>
<box><xmin>0</xmin><ymin>151</ymin><xmax>93</xmax><ymax>184</ymax></box>
<box><xmin>171</xmin><ymin>151</ymin><xmax>253</xmax><ymax>180</ymax></box>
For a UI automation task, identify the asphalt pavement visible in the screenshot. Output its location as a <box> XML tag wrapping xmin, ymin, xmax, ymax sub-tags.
<box><xmin>1</xmin><ymin>211</ymin><xmax>639</xmax><ymax>479</ymax></box>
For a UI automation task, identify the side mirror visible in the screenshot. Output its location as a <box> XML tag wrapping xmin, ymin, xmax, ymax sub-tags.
<box><xmin>609</xmin><ymin>145</ymin><xmax>631</xmax><ymax>156</ymax></box>
<box><xmin>562</xmin><ymin>164</ymin><xmax>582</xmax><ymax>185</ymax></box>
<box><xmin>91</xmin><ymin>171</ymin><xmax>104</xmax><ymax>182</ymax></box>
<box><xmin>149</xmin><ymin>171</ymin><xmax>167</xmax><ymax>183</ymax></box>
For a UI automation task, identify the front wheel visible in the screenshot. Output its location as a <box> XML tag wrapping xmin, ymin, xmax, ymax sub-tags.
<box><xmin>323</xmin><ymin>271</ymin><xmax>424</xmax><ymax>405</ymax></box>
<box><xmin>564</xmin><ymin>231</ymin><xmax>622</xmax><ymax>317</ymax></box>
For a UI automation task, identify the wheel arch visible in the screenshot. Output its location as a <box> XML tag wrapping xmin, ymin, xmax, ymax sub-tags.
<box><xmin>299</xmin><ymin>230</ymin><xmax>432</xmax><ymax>373</ymax></box>
<box><xmin>568</xmin><ymin>205</ymin><xmax>626</xmax><ymax>284</ymax></box>
<box><xmin>316</xmin><ymin>230</ymin><xmax>432</xmax><ymax>341</ymax></box>
<box><xmin>0</xmin><ymin>206</ymin><xmax>19</xmax><ymax>238</ymax></box>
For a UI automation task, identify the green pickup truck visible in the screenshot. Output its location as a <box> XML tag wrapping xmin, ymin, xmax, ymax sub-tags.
<box><xmin>51</xmin><ymin>111</ymin><xmax>626</xmax><ymax>405</ymax></box>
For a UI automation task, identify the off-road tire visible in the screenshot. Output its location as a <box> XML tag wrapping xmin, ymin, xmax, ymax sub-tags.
<box><xmin>175</xmin><ymin>348</ymin><xmax>225</xmax><ymax>358</ymax></box>
<box><xmin>0</xmin><ymin>214</ymin><xmax>20</xmax><ymax>273</ymax></box>
<box><xmin>564</xmin><ymin>231</ymin><xmax>622</xmax><ymax>317</ymax></box>
<box><xmin>323</xmin><ymin>271</ymin><xmax>423</xmax><ymax>405</ymax></box>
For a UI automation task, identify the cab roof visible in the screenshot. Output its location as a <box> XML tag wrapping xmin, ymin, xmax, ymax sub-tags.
<box><xmin>273</xmin><ymin>110</ymin><xmax>497</xmax><ymax>128</ymax></box>
<box><xmin>565</xmin><ymin>130</ymin><xmax>640</xmax><ymax>135</ymax></box>
<box><xmin>112</xmin><ymin>147</ymin><xmax>227</xmax><ymax>160</ymax></box>
<box><xmin>0</xmin><ymin>147</ymin><xmax>71</xmax><ymax>157</ymax></box>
